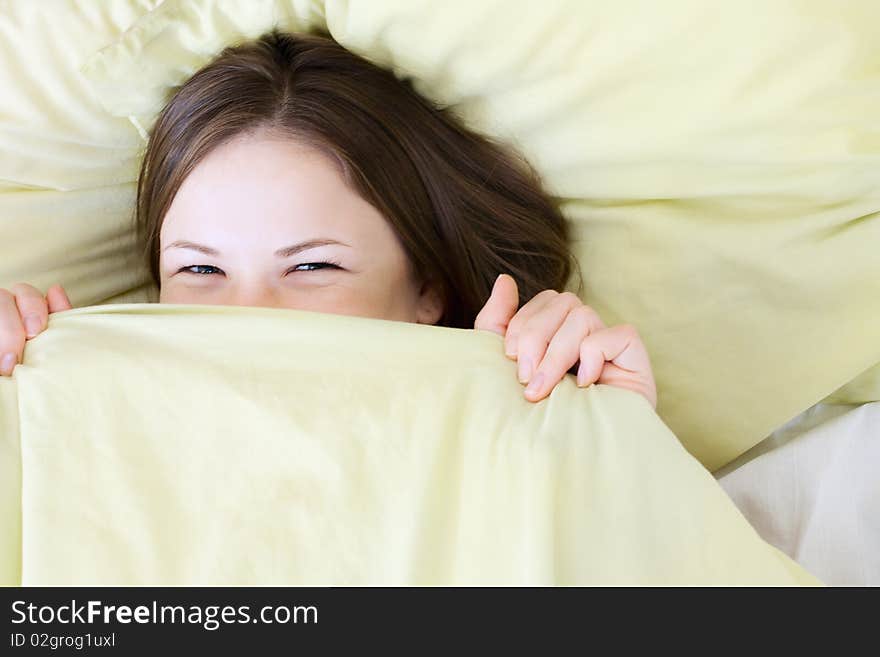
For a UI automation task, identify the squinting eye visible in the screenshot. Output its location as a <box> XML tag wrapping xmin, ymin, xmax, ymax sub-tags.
<box><xmin>179</xmin><ymin>265</ymin><xmax>223</xmax><ymax>275</ymax></box>
<box><xmin>288</xmin><ymin>261</ymin><xmax>341</xmax><ymax>273</ymax></box>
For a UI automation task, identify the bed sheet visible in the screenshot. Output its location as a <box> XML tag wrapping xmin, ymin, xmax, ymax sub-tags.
<box><xmin>717</xmin><ymin>401</ymin><xmax>879</xmax><ymax>586</ymax></box>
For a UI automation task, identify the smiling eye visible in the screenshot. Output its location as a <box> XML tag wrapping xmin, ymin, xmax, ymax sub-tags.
<box><xmin>288</xmin><ymin>261</ymin><xmax>341</xmax><ymax>273</ymax></box>
<box><xmin>179</xmin><ymin>265</ymin><xmax>223</xmax><ymax>275</ymax></box>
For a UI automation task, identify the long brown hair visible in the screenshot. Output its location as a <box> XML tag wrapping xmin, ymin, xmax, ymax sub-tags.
<box><xmin>136</xmin><ymin>29</ymin><xmax>582</xmax><ymax>328</ymax></box>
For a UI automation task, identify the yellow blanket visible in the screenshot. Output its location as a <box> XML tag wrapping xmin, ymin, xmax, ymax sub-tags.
<box><xmin>0</xmin><ymin>305</ymin><xmax>818</xmax><ymax>585</ymax></box>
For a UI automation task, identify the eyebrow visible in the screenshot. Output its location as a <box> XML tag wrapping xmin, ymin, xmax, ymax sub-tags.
<box><xmin>162</xmin><ymin>238</ymin><xmax>351</xmax><ymax>257</ymax></box>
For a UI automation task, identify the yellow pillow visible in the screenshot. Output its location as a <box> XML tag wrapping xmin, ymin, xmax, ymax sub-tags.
<box><xmin>0</xmin><ymin>304</ymin><xmax>819</xmax><ymax>585</ymax></box>
<box><xmin>2</xmin><ymin>0</ymin><xmax>878</xmax><ymax>470</ymax></box>
<box><xmin>0</xmin><ymin>0</ymin><xmax>157</xmax><ymax>305</ymax></box>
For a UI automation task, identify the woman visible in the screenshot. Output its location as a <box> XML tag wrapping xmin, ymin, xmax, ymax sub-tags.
<box><xmin>0</xmin><ymin>30</ymin><xmax>656</xmax><ymax>408</ymax></box>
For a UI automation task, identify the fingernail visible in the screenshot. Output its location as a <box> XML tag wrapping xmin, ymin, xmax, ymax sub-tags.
<box><xmin>577</xmin><ymin>364</ymin><xmax>587</xmax><ymax>387</ymax></box>
<box><xmin>518</xmin><ymin>357</ymin><xmax>533</xmax><ymax>384</ymax></box>
<box><xmin>24</xmin><ymin>314</ymin><xmax>42</xmax><ymax>338</ymax></box>
<box><xmin>1</xmin><ymin>352</ymin><xmax>16</xmax><ymax>375</ymax></box>
<box><xmin>525</xmin><ymin>371</ymin><xmax>545</xmax><ymax>396</ymax></box>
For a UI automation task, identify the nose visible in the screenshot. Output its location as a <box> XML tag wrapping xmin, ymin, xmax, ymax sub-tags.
<box><xmin>225</xmin><ymin>284</ymin><xmax>286</xmax><ymax>310</ymax></box>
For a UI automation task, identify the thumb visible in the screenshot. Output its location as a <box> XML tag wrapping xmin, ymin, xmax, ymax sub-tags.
<box><xmin>474</xmin><ymin>273</ymin><xmax>519</xmax><ymax>336</ymax></box>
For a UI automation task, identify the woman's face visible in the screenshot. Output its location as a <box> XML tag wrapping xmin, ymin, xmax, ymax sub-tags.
<box><xmin>158</xmin><ymin>131</ymin><xmax>443</xmax><ymax>324</ymax></box>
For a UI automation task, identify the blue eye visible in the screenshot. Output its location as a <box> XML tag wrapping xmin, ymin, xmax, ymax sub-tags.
<box><xmin>179</xmin><ymin>265</ymin><xmax>223</xmax><ymax>275</ymax></box>
<box><xmin>288</xmin><ymin>261</ymin><xmax>341</xmax><ymax>273</ymax></box>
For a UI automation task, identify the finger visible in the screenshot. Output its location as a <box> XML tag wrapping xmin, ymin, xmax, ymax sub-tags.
<box><xmin>503</xmin><ymin>289</ymin><xmax>562</xmax><ymax>358</ymax></box>
<box><xmin>523</xmin><ymin>305</ymin><xmax>604</xmax><ymax>402</ymax></box>
<box><xmin>0</xmin><ymin>289</ymin><xmax>26</xmax><ymax>376</ymax></box>
<box><xmin>46</xmin><ymin>284</ymin><xmax>73</xmax><ymax>314</ymax></box>
<box><xmin>9</xmin><ymin>282</ymin><xmax>49</xmax><ymax>339</ymax></box>
<box><xmin>515</xmin><ymin>292</ymin><xmax>585</xmax><ymax>384</ymax></box>
<box><xmin>473</xmin><ymin>274</ymin><xmax>519</xmax><ymax>337</ymax></box>
<box><xmin>595</xmin><ymin>332</ymin><xmax>658</xmax><ymax>408</ymax></box>
<box><xmin>596</xmin><ymin>361</ymin><xmax>658</xmax><ymax>408</ymax></box>
<box><xmin>576</xmin><ymin>324</ymin><xmax>652</xmax><ymax>386</ymax></box>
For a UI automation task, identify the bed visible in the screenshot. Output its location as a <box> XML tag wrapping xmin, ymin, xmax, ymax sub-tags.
<box><xmin>1</xmin><ymin>0</ymin><xmax>877</xmax><ymax>585</ymax></box>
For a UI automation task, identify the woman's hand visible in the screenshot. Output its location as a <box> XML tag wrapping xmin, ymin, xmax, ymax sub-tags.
<box><xmin>0</xmin><ymin>283</ymin><xmax>72</xmax><ymax>376</ymax></box>
<box><xmin>474</xmin><ymin>274</ymin><xmax>657</xmax><ymax>408</ymax></box>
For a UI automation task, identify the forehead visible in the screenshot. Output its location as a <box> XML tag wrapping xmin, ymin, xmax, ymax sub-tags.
<box><xmin>159</xmin><ymin>132</ymin><xmax>382</xmax><ymax>246</ymax></box>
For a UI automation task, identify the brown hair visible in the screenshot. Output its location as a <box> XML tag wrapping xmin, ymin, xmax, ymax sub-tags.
<box><xmin>136</xmin><ymin>29</ymin><xmax>582</xmax><ymax>328</ymax></box>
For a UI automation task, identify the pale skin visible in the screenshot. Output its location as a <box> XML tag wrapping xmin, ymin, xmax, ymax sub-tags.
<box><xmin>0</xmin><ymin>131</ymin><xmax>657</xmax><ymax>408</ymax></box>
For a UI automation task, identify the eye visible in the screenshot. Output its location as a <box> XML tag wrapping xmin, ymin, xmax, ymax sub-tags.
<box><xmin>287</xmin><ymin>260</ymin><xmax>342</xmax><ymax>273</ymax></box>
<box><xmin>178</xmin><ymin>265</ymin><xmax>223</xmax><ymax>276</ymax></box>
